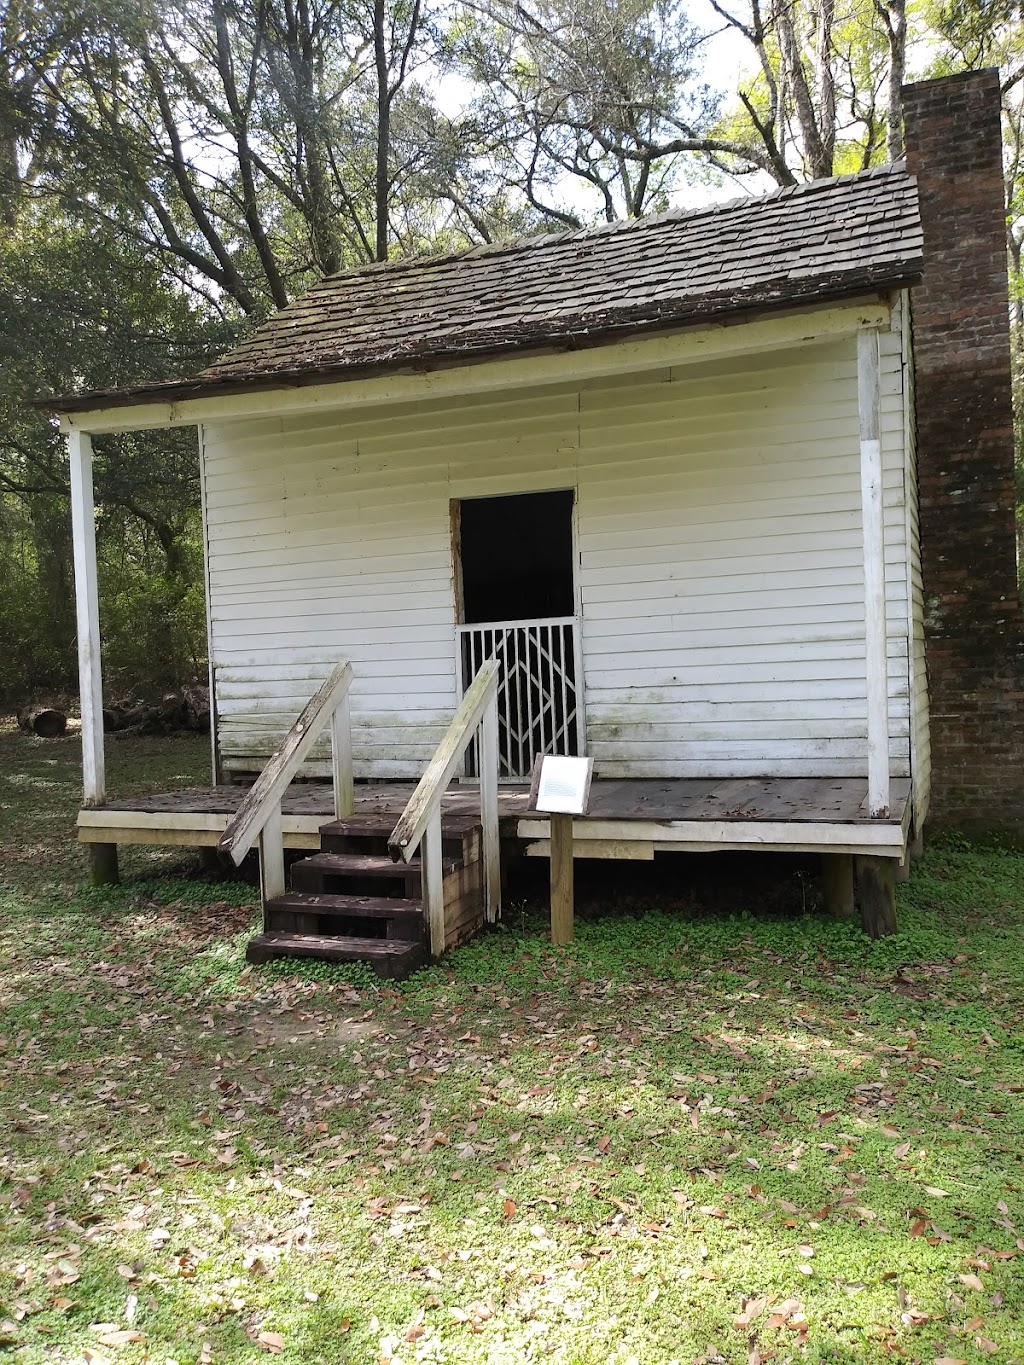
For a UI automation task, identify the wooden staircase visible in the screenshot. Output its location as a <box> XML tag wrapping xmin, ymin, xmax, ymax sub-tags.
<box><xmin>245</xmin><ymin>814</ymin><xmax>484</xmax><ymax>980</ymax></box>
<box><xmin>219</xmin><ymin>657</ymin><xmax>501</xmax><ymax>977</ymax></box>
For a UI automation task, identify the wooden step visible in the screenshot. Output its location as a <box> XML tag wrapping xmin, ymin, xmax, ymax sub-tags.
<box><xmin>319</xmin><ymin>814</ymin><xmax>480</xmax><ymax>860</ymax></box>
<box><xmin>246</xmin><ymin>931</ymin><xmax>427</xmax><ymax>979</ymax></box>
<box><xmin>319</xmin><ymin>813</ymin><xmax>482</xmax><ymax>840</ymax></box>
<box><xmin>265</xmin><ymin>892</ymin><xmax>424</xmax><ymax>938</ymax></box>
<box><xmin>290</xmin><ymin>851</ymin><xmax>459</xmax><ymax>888</ymax></box>
<box><xmin>269</xmin><ymin>891</ymin><xmax>424</xmax><ymax>918</ymax></box>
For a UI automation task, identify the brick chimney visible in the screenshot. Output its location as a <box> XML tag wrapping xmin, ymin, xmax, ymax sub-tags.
<box><xmin>902</xmin><ymin>68</ymin><xmax>1024</xmax><ymax>833</ymax></box>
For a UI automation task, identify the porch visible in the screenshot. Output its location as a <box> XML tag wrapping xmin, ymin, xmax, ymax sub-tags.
<box><xmin>78</xmin><ymin>774</ymin><xmax>911</xmax><ymax>859</ymax></box>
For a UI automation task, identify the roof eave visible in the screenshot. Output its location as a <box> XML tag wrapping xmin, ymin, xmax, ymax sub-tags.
<box><xmin>36</xmin><ymin>275</ymin><xmax>920</xmax><ymax>421</ymax></box>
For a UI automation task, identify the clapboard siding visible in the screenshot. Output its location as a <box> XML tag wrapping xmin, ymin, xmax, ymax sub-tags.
<box><xmin>201</xmin><ymin>317</ymin><xmax>915</xmax><ymax>780</ymax></box>
<box><xmin>899</xmin><ymin>294</ymin><xmax>931</xmax><ymax>827</ymax></box>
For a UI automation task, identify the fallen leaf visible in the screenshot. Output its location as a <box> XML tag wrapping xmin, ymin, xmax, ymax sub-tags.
<box><xmin>765</xmin><ymin>1298</ymin><xmax>802</xmax><ymax>1329</ymax></box>
<box><xmin>959</xmin><ymin>1273</ymin><xmax>985</xmax><ymax>1292</ymax></box>
<box><xmin>503</xmin><ymin>1199</ymin><xmax>516</xmax><ymax>1219</ymax></box>
<box><xmin>95</xmin><ymin>1331</ymin><xmax>146</xmax><ymax>1347</ymax></box>
<box><xmin>924</xmin><ymin>1187</ymin><xmax>950</xmax><ymax>1198</ymax></box>
<box><xmin>257</xmin><ymin>1331</ymin><xmax>285</xmax><ymax>1353</ymax></box>
<box><xmin>734</xmin><ymin>1296</ymin><xmax>767</xmax><ymax>1328</ymax></box>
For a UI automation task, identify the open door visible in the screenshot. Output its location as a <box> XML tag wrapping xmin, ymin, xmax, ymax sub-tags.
<box><xmin>454</xmin><ymin>489</ymin><xmax>583</xmax><ymax>780</ymax></box>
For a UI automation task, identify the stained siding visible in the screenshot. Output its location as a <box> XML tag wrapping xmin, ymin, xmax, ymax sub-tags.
<box><xmin>898</xmin><ymin>292</ymin><xmax>931</xmax><ymax>826</ymax></box>
<box><xmin>201</xmin><ymin>321</ymin><xmax>913</xmax><ymax>781</ymax></box>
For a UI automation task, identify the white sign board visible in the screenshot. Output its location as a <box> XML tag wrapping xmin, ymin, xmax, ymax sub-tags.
<box><xmin>531</xmin><ymin>755</ymin><xmax>594</xmax><ymax>816</ymax></box>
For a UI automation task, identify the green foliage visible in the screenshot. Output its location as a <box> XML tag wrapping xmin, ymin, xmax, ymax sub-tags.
<box><xmin>0</xmin><ymin>210</ymin><xmax>231</xmax><ymax>703</ymax></box>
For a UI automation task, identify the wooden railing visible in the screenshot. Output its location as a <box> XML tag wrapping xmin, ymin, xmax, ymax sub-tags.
<box><xmin>218</xmin><ymin>661</ymin><xmax>355</xmax><ymax>901</ymax></box>
<box><xmin>389</xmin><ymin>658</ymin><xmax>501</xmax><ymax>958</ymax></box>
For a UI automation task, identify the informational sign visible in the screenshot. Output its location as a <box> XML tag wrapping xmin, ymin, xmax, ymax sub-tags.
<box><xmin>530</xmin><ymin>755</ymin><xmax>594</xmax><ymax>816</ymax></box>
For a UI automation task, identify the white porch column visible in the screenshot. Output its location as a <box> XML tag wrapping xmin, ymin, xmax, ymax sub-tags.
<box><xmin>857</xmin><ymin>329</ymin><xmax>890</xmax><ymax>819</ymax></box>
<box><xmin>68</xmin><ymin>429</ymin><xmax>105</xmax><ymax>806</ymax></box>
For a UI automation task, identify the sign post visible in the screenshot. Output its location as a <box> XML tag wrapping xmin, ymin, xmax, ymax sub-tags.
<box><xmin>529</xmin><ymin>755</ymin><xmax>594</xmax><ymax>945</ymax></box>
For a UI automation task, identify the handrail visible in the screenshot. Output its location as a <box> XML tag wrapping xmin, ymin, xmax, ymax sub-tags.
<box><xmin>389</xmin><ymin>658</ymin><xmax>501</xmax><ymax>956</ymax></box>
<box><xmin>218</xmin><ymin>661</ymin><xmax>354</xmax><ymax>877</ymax></box>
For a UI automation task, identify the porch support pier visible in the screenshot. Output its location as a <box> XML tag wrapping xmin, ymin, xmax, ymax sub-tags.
<box><xmin>68</xmin><ymin>427</ymin><xmax>117</xmax><ymax>885</ymax></box>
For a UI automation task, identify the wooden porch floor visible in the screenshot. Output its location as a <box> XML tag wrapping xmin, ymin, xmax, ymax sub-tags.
<box><xmin>78</xmin><ymin>776</ymin><xmax>912</xmax><ymax>858</ymax></box>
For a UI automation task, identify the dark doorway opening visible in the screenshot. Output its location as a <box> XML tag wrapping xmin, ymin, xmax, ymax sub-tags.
<box><xmin>454</xmin><ymin>489</ymin><xmax>581</xmax><ymax>779</ymax></box>
<box><xmin>456</xmin><ymin>489</ymin><xmax>575</xmax><ymax>624</ymax></box>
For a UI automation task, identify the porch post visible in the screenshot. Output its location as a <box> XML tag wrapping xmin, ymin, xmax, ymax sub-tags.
<box><xmin>857</xmin><ymin>329</ymin><xmax>890</xmax><ymax>819</ymax></box>
<box><xmin>68</xmin><ymin>429</ymin><xmax>106</xmax><ymax>807</ymax></box>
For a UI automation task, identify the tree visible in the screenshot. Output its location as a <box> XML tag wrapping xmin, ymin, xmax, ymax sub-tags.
<box><xmin>703</xmin><ymin>0</ymin><xmax>907</xmax><ymax>185</ymax></box>
<box><xmin>0</xmin><ymin>209</ymin><xmax>230</xmax><ymax>700</ymax></box>
<box><xmin>455</xmin><ymin>0</ymin><xmax>751</xmax><ymax>224</ymax></box>
<box><xmin>4</xmin><ymin>0</ymin><xmax>474</xmax><ymax>313</ymax></box>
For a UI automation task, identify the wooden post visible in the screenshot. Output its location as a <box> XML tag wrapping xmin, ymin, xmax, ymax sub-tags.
<box><xmin>821</xmin><ymin>853</ymin><xmax>855</xmax><ymax>917</ymax></box>
<box><xmin>480</xmin><ymin>695</ymin><xmax>500</xmax><ymax>923</ymax></box>
<box><xmin>67</xmin><ymin>429</ymin><xmax>105</xmax><ymax>807</ymax></box>
<box><xmin>855</xmin><ymin>855</ymin><xmax>897</xmax><ymax>937</ymax></box>
<box><xmin>550</xmin><ymin>812</ymin><xmax>574</xmax><ymax>945</ymax></box>
<box><xmin>857</xmin><ymin>329</ymin><xmax>890</xmax><ymax>819</ymax></box>
<box><xmin>197</xmin><ymin>427</ymin><xmax>220</xmax><ymax>786</ymax></box>
<box><xmin>331</xmin><ymin>692</ymin><xmax>355</xmax><ymax>818</ymax></box>
<box><xmin>422</xmin><ymin>806</ymin><xmax>445</xmax><ymax>958</ymax></box>
<box><xmin>259</xmin><ymin>803</ymin><xmax>286</xmax><ymax>904</ymax></box>
<box><xmin>87</xmin><ymin>842</ymin><xmax>119</xmax><ymax>886</ymax></box>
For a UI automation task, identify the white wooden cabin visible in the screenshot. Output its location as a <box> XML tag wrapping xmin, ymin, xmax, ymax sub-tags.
<box><xmin>47</xmin><ymin>162</ymin><xmax>930</xmax><ymax>955</ymax></box>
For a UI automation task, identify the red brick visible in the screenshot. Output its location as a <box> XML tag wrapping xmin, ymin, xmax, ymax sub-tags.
<box><xmin>903</xmin><ymin>69</ymin><xmax>1024</xmax><ymax>832</ymax></box>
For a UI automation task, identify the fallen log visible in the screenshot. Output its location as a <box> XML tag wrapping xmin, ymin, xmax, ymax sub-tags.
<box><xmin>18</xmin><ymin>705</ymin><xmax>67</xmax><ymax>738</ymax></box>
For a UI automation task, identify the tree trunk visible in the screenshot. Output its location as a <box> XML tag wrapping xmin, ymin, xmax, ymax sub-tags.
<box><xmin>884</xmin><ymin>0</ymin><xmax>907</xmax><ymax>161</ymax></box>
<box><xmin>374</xmin><ymin>0</ymin><xmax>390</xmax><ymax>263</ymax></box>
<box><xmin>18</xmin><ymin>705</ymin><xmax>67</xmax><ymax>737</ymax></box>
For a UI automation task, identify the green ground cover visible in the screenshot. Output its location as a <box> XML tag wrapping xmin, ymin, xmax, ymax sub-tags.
<box><xmin>1</xmin><ymin>716</ymin><xmax>1022</xmax><ymax>1364</ymax></box>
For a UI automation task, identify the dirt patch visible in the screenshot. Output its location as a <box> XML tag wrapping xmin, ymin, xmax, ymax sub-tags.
<box><xmin>243</xmin><ymin>1011</ymin><xmax>378</xmax><ymax>1049</ymax></box>
<box><xmin>134</xmin><ymin>897</ymin><xmax>256</xmax><ymax>943</ymax></box>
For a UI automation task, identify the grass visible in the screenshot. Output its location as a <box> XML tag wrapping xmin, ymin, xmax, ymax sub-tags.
<box><xmin>1</xmin><ymin>715</ymin><xmax>1022</xmax><ymax>1364</ymax></box>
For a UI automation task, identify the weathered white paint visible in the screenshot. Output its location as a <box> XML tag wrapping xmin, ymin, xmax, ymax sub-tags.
<box><xmin>386</xmin><ymin>659</ymin><xmax>501</xmax><ymax>942</ymax></box>
<box><xmin>219</xmin><ymin>660</ymin><xmax>353</xmax><ymax>865</ymax></box>
<box><xmin>196</xmin><ymin>313</ymin><xmax>914</xmax><ymax>788</ymax></box>
<box><xmin>331</xmin><ymin>693</ymin><xmax>355</xmax><ymax>819</ymax></box>
<box><xmin>61</xmin><ymin>298</ymin><xmax>891</xmax><ymax>435</ymax></box>
<box><xmin>421</xmin><ymin>808</ymin><xmax>445</xmax><ymax>957</ymax></box>
<box><xmin>259</xmin><ymin>804</ymin><xmax>286</xmax><ymax>901</ymax></box>
<box><xmin>898</xmin><ymin>294</ymin><xmax>931</xmax><ymax>830</ymax></box>
<box><xmin>389</xmin><ymin>658</ymin><xmax>500</xmax><ymax>855</ymax></box>
<box><xmin>197</xmin><ymin>425</ymin><xmax>220</xmax><ymax>783</ymax></box>
<box><xmin>858</xmin><ymin>327</ymin><xmax>891</xmax><ymax>818</ymax></box>
<box><xmin>517</xmin><ymin>812</ymin><xmax>910</xmax><ymax>856</ymax></box>
<box><xmin>68</xmin><ymin>429</ymin><xmax>105</xmax><ymax>805</ymax></box>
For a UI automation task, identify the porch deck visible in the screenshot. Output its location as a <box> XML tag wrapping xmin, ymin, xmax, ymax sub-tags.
<box><xmin>78</xmin><ymin>775</ymin><xmax>912</xmax><ymax>859</ymax></box>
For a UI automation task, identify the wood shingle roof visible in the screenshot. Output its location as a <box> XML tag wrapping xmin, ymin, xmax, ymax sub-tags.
<box><xmin>44</xmin><ymin>164</ymin><xmax>922</xmax><ymax>413</ymax></box>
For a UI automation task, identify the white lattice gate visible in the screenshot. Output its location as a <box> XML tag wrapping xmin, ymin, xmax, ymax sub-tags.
<box><xmin>456</xmin><ymin>617</ymin><xmax>584</xmax><ymax>780</ymax></box>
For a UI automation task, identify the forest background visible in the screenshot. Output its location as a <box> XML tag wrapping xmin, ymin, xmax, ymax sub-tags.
<box><xmin>1</xmin><ymin>0</ymin><xmax>1020</xmax><ymax>706</ymax></box>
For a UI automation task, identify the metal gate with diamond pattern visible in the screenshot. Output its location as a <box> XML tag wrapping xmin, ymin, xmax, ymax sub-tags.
<box><xmin>456</xmin><ymin>616</ymin><xmax>584</xmax><ymax>779</ymax></box>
